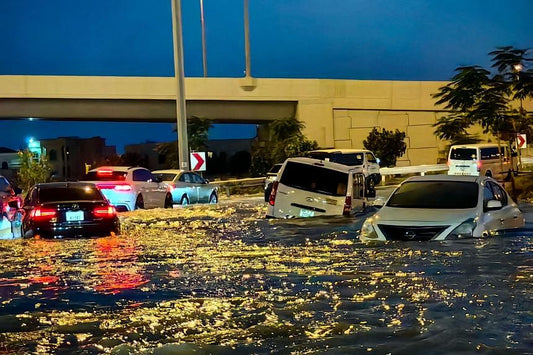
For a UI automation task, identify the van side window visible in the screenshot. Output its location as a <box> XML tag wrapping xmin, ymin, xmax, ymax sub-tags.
<box><xmin>480</xmin><ymin>147</ymin><xmax>501</xmax><ymax>160</ymax></box>
<box><xmin>366</xmin><ymin>153</ymin><xmax>377</xmax><ymax>163</ymax></box>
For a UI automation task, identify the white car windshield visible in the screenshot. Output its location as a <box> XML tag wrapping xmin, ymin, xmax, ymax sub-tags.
<box><xmin>387</xmin><ymin>181</ymin><xmax>478</xmax><ymax>209</ymax></box>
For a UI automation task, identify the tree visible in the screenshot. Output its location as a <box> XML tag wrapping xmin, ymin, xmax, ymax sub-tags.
<box><xmin>251</xmin><ymin>117</ymin><xmax>318</xmax><ymax>176</ymax></box>
<box><xmin>363</xmin><ymin>128</ymin><xmax>406</xmax><ymax>167</ymax></box>
<box><xmin>155</xmin><ymin>116</ymin><xmax>213</xmax><ymax>168</ymax></box>
<box><xmin>433</xmin><ymin>46</ymin><xmax>533</xmax><ymax>153</ymax></box>
<box><xmin>16</xmin><ymin>149</ymin><xmax>52</xmax><ymax>192</ymax></box>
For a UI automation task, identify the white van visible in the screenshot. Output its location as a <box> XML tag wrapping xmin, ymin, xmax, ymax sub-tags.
<box><xmin>266</xmin><ymin>157</ymin><xmax>368</xmax><ymax>218</ymax></box>
<box><xmin>447</xmin><ymin>143</ymin><xmax>515</xmax><ymax>179</ymax></box>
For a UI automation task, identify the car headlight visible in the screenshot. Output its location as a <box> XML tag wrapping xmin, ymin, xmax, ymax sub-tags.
<box><xmin>448</xmin><ymin>218</ymin><xmax>477</xmax><ymax>239</ymax></box>
<box><xmin>360</xmin><ymin>219</ymin><xmax>378</xmax><ymax>240</ymax></box>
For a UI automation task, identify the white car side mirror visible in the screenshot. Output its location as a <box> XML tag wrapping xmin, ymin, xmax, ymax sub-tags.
<box><xmin>371</xmin><ymin>197</ymin><xmax>385</xmax><ymax>208</ymax></box>
<box><xmin>486</xmin><ymin>200</ymin><xmax>503</xmax><ymax>210</ymax></box>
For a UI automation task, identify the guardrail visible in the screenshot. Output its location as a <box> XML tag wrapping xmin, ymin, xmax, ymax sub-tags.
<box><xmin>211</xmin><ymin>177</ymin><xmax>265</xmax><ymax>197</ymax></box>
<box><xmin>380</xmin><ymin>164</ymin><xmax>449</xmax><ymax>184</ymax></box>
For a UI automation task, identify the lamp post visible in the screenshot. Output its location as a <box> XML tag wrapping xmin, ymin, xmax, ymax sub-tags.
<box><xmin>513</xmin><ymin>63</ymin><xmax>523</xmax><ymax>169</ymax></box>
<box><xmin>200</xmin><ymin>0</ymin><xmax>207</xmax><ymax>77</ymax></box>
<box><xmin>171</xmin><ymin>0</ymin><xmax>189</xmax><ymax>170</ymax></box>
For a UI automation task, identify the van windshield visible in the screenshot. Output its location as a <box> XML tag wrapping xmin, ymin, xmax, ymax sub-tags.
<box><xmin>280</xmin><ymin>161</ymin><xmax>348</xmax><ymax>197</ymax></box>
<box><xmin>450</xmin><ymin>148</ymin><xmax>477</xmax><ymax>160</ymax></box>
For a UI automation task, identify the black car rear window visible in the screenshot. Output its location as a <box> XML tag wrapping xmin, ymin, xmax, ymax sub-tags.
<box><xmin>279</xmin><ymin>161</ymin><xmax>349</xmax><ymax>197</ymax></box>
<box><xmin>387</xmin><ymin>181</ymin><xmax>478</xmax><ymax>209</ymax></box>
<box><xmin>85</xmin><ymin>171</ymin><xmax>127</xmax><ymax>181</ymax></box>
<box><xmin>39</xmin><ymin>186</ymin><xmax>105</xmax><ymax>203</ymax></box>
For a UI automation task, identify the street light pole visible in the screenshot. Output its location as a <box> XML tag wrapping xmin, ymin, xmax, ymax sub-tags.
<box><xmin>200</xmin><ymin>0</ymin><xmax>207</xmax><ymax>77</ymax></box>
<box><xmin>244</xmin><ymin>0</ymin><xmax>251</xmax><ymax>78</ymax></box>
<box><xmin>171</xmin><ymin>0</ymin><xmax>189</xmax><ymax>170</ymax></box>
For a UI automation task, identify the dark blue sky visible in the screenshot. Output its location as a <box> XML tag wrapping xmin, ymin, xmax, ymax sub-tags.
<box><xmin>1</xmin><ymin>0</ymin><xmax>531</xmax><ymax>152</ymax></box>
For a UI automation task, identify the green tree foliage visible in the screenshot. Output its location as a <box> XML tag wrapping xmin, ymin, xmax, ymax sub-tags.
<box><xmin>17</xmin><ymin>149</ymin><xmax>52</xmax><ymax>192</ymax></box>
<box><xmin>433</xmin><ymin>47</ymin><xmax>533</xmax><ymax>145</ymax></box>
<box><xmin>363</xmin><ymin>128</ymin><xmax>407</xmax><ymax>167</ymax></box>
<box><xmin>155</xmin><ymin>116</ymin><xmax>213</xmax><ymax>168</ymax></box>
<box><xmin>251</xmin><ymin>117</ymin><xmax>318</xmax><ymax>176</ymax></box>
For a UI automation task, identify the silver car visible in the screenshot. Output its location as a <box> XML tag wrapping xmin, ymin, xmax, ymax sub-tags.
<box><xmin>152</xmin><ymin>169</ymin><xmax>218</xmax><ymax>205</ymax></box>
<box><xmin>360</xmin><ymin>175</ymin><xmax>525</xmax><ymax>241</ymax></box>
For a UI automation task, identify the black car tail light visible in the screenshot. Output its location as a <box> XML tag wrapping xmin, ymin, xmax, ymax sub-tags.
<box><xmin>93</xmin><ymin>206</ymin><xmax>116</xmax><ymax>218</ymax></box>
<box><xmin>31</xmin><ymin>207</ymin><xmax>57</xmax><ymax>221</ymax></box>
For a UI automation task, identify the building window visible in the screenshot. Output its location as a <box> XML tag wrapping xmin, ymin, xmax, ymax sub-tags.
<box><xmin>49</xmin><ymin>149</ymin><xmax>57</xmax><ymax>161</ymax></box>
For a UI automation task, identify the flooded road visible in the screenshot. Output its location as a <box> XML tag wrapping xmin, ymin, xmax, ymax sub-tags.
<box><xmin>0</xmin><ymin>197</ymin><xmax>532</xmax><ymax>354</ymax></box>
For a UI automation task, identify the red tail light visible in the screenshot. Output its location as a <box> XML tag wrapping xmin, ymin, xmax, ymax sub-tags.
<box><xmin>31</xmin><ymin>207</ymin><xmax>57</xmax><ymax>220</ymax></box>
<box><xmin>269</xmin><ymin>181</ymin><xmax>279</xmax><ymax>206</ymax></box>
<box><xmin>476</xmin><ymin>160</ymin><xmax>482</xmax><ymax>170</ymax></box>
<box><xmin>93</xmin><ymin>206</ymin><xmax>116</xmax><ymax>218</ymax></box>
<box><xmin>97</xmin><ymin>169</ymin><xmax>113</xmax><ymax>176</ymax></box>
<box><xmin>114</xmin><ymin>184</ymin><xmax>132</xmax><ymax>191</ymax></box>
<box><xmin>447</xmin><ymin>160</ymin><xmax>451</xmax><ymax>167</ymax></box>
<box><xmin>343</xmin><ymin>196</ymin><xmax>352</xmax><ymax>216</ymax></box>
<box><xmin>97</xmin><ymin>183</ymin><xmax>132</xmax><ymax>191</ymax></box>
<box><xmin>167</xmin><ymin>183</ymin><xmax>176</xmax><ymax>191</ymax></box>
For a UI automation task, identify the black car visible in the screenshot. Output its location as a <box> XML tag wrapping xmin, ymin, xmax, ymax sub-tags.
<box><xmin>20</xmin><ymin>182</ymin><xmax>120</xmax><ymax>238</ymax></box>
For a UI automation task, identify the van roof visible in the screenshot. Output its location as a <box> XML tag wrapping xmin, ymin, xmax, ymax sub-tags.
<box><xmin>284</xmin><ymin>157</ymin><xmax>363</xmax><ymax>173</ymax></box>
<box><xmin>450</xmin><ymin>143</ymin><xmax>508</xmax><ymax>149</ymax></box>
<box><xmin>309</xmin><ymin>148</ymin><xmax>370</xmax><ymax>154</ymax></box>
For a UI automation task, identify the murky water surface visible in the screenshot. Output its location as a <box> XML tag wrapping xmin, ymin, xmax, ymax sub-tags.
<box><xmin>0</xmin><ymin>198</ymin><xmax>532</xmax><ymax>354</ymax></box>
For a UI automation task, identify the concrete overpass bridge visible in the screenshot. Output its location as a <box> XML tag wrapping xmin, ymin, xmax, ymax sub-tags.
<box><xmin>1</xmin><ymin>75</ymin><xmax>531</xmax><ymax>165</ymax></box>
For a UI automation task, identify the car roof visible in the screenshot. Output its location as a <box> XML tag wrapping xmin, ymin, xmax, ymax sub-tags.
<box><xmin>402</xmin><ymin>174</ymin><xmax>485</xmax><ymax>183</ymax></box>
<box><xmin>309</xmin><ymin>148</ymin><xmax>370</xmax><ymax>154</ymax></box>
<box><xmin>35</xmin><ymin>182</ymin><xmax>98</xmax><ymax>188</ymax></box>
<box><xmin>284</xmin><ymin>157</ymin><xmax>362</xmax><ymax>173</ymax></box>
<box><xmin>152</xmin><ymin>169</ymin><xmax>186</xmax><ymax>174</ymax></box>
<box><xmin>88</xmin><ymin>166</ymin><xmax>137</xmax><ymax>172</ymax></box>
<box><xmin>450</xmin><ymin>143</ymin><xmax>506</xmax><ymax>149</ymax></box>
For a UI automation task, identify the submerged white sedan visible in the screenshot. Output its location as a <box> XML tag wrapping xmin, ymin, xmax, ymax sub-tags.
<box><xmin>152</xmin><ymin>169</ymin><xmax>218</xmax><ymax>206</ymax></box>
<box><xmin>360</xmin><ymin>175</ymin><xmax>525</xmax><ymax>241</ymax></box>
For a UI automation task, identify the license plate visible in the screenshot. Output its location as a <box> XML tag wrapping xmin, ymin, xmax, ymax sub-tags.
<box><xmin>66</xmin><ymin>210</ymin><xmax>84</xmax><ymax>221</ymax></box>
<box><xmin>299</xmin><ymin>209</ymin><xmax>315</xmax><ymax>218</ymax></box>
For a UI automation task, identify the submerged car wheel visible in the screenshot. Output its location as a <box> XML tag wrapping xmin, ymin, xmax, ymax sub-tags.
<box><xmin>135</xmin><ymin>194</ymin><xmax>145</xmax><ymax>209</ymax></box>
<box><xmin>164</xmin><ymin>193</ymin><xmax>173</xmax><ymax>208</ymax></box>
<box><xmin>181</xmin><ymin>195</ymin><xmax>189</xmax><ymax>206</ymax></box>
<box><xmin>209</xmin><ymin>193</ymin><xmax>218</xmax><ymax>204</ymax></box>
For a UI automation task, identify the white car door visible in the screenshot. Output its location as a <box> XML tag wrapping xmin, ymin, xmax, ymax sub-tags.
<box><xmin>487</xmin><ymin>181</ymin><xmax>523</xmax><ymax>229</ymax></box>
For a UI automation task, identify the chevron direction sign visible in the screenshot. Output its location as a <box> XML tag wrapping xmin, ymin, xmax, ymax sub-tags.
<box><xmin>517</xmin><ymin>134</ymin><xmax>527</xmax><ymax>149</ymax></box>
<box><xmin>190</xmin><ymin>152</ymin><xmax>206</xmax><ymax>171</ymax></box>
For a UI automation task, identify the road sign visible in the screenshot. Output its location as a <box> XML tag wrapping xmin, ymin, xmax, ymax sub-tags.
<box><xmin>190</xmin><ymin>152</ymin><xmax>206</xmax><ymax>171</ymax></box>
<box><xmin>517</xmin><ymin>133</ymin><xmax>527</xmax><ymax>149</ymax></box>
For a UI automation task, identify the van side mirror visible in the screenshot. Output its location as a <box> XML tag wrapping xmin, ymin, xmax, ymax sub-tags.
<box><xmin>14</xmin><ymin>187</ymin><xmax>22</xmax><ymax>195</ymax></box>
<box><xmin>485</xmin><ymin>199</ymin><xmax>502</xmax><ymax>211</ymax></box>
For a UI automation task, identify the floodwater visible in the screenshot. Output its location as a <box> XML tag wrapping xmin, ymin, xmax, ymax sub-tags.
<box><xmin>0</xmin><ymin>197</ymin><xmax>532</xmax><ymax>354</ymax></box>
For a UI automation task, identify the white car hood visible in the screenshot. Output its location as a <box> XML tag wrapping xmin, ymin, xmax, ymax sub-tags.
<box><xmin>374</xmin><ymin>206</ymin><xmax>477</xmax><ymax>225</ymax></box>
